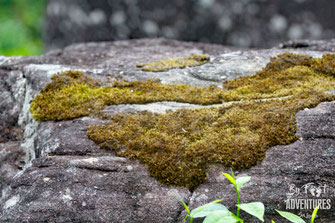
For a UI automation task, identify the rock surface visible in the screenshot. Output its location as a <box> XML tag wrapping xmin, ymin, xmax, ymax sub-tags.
<box><xmin>0</xmin><ymin>141</ymin><xmax>24</xmax><ymax>199</ymax></box>
<box><xmin>45</xmin><ymin>0</ymin><xmax>335</xmax><ymax>50</ymax></box>
<box><xmin>182</xmin><ymin>103</ymin><xmax>335</xmax><ymax>222</ymax></box>
<box><xmin>1</xmin><ymin>38</ymin><xmax>335</xmax><ymax>222</ymax></box>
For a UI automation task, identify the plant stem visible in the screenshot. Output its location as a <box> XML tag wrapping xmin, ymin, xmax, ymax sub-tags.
<box><xmin>236</xmin><ymin>186</ymin><xmax>240</xmax><ymax>217</ymax></box>
<box><xmin>231</xmin><ymin>169</ymin><xmax>241</xmax><ymax>217</ymax></box>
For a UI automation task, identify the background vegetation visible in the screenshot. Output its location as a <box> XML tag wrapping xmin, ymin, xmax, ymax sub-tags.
<box><xmin>0</xmin><ymin>0</ymin><xmax>45</xmax><ymax>56</ymax></box>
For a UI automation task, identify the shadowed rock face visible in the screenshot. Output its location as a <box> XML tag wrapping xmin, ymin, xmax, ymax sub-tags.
<box><xmin>1</xmin><ymin>38</ymin><xmax>335</xmax><ymax>222</ymax></box>
<box><xmin>45</xmin><ymin>0</ymin><xmax>335</xmax><ymax>50</ymax></box>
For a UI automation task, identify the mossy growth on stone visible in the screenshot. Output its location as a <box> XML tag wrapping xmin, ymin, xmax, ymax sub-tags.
<box><xmin>30</xmin><ymin>71</ymin><xmax>226</xmax><ymax>121</ymax></box>
<box><xmin>136</xmin><ymin>54</ymin><xmax>210</xmax><ymax>72</ymax></box>
<box><xmin>87</xmin><ymin>90</ymin><xmax>334</xmax><ymax>190</ymax></box>
<box><xmin>31</xmin><ymin>53</ymin><xmax>335</xmax><ymax>190</ymax></box>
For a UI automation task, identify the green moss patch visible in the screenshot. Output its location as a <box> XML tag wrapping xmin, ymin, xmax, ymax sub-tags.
<box><xmin>30</xmin><ymin>71</ymin><xmax>226</xmax><ymax>121</ymax></box>
<box><xmin>87</xmin><ymin>90</ymin><xmax>333</xmax><ymax>189</ymax></box>
<box><xmin>31</xmin><ymin>53</ymin><xmax>335</xmax><ymax>190</ymax></box>
<box><xmin>136</xmin><ymin>54</ymin><xmax>210</xmax><ymax>72</ymax></box>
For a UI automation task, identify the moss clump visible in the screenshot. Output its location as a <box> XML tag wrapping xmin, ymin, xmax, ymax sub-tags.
<box><xmin>30</xmin><ymin>72</ymin><xmax>227</xmax><ymax>121</ymax></box>
<box><xmin>31</xmin><ymin>53</ymin><xmax>335</xmax><ymax>190</ymax></box>
<box><xmin>260</xmin><ymin>52</ymin><xmax>313</xmax><ymax>73</ymax></box>
<box><xmin>312</xmin><ymin>53</ymin><xmax>335</xmax><ymax>76</ymax></box>
<box><xmin>222</xmin><ymin>53</ymin><xmax>335</xmax><ymax>99</ymax></box>
<box><xmin>30</xmin><ymin>70</ymin><xmax>103</xmax><ymax>121</ymax></box>
<box><xmin>87</xmin><ymin>90</ymin><xmax>334</xmax><ymax>189</ymax></box>
<box><xmin>136</xmin><ymin>54</ymin><xmax>210</xmax><ymax>72</ymax></box>
<box><xmin>30</xmin><ymin>54</ymin><xmax>335</xmax><ymax>121</ymax></box>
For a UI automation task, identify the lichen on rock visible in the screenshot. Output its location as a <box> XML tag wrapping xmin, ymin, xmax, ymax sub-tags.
<box><xmin>136</xmin><ymin>54</ymin><xmax>210</xmax><ymax>72</ymax></box>
<box><xmin>30</xmin><ymin>53</ymin><xmax>335</xmax><ymax>190</ymax></box>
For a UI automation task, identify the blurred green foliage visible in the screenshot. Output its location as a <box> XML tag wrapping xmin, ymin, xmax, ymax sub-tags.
<box><xmin>0</xmin><ymin>0</ymin><xmax>45</xmax><ymax>56</ymax></box>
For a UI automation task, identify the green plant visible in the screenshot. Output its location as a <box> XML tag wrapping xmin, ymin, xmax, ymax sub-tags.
<box><xmin>181</xmin><ymin>169</ymin><xmax>264</xmax><ymax>223</ymax></box>
<box><xmin>181</xmin><ymin>169</ymin><xmax>320</xmax><ymax>223</ymax></box>
<box><xmin>275</xmin><ymin>204</ymin><xmax>320</xmax><ymax>223</ymax></box>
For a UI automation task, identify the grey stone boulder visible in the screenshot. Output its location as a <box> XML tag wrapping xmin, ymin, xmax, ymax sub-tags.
<box><xmin>0</xmin><ymin>142</ymin><xmax>24</xmax><ymax>199</ymax></box>
<box><xmin>0</xmin><ymin>65</ymin><xmax>25</xmax><ymax>143</ymax></box>
<box><xmin>0</xmin><ymin>38</ymin><xmax>335</xmax><ymax>222</ymax></box>
<box><xmin>1</xmin><ymin>155</ymin><xmax>189</xmax><ymax>223</ymax></box>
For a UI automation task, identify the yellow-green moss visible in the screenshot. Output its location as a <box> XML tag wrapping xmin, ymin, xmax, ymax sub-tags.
<box><xmin>30</xmin><ymin>53</ymin><xmax>335</xmax><ymax>190</ymax></box>
<box><xmin>87</xmin><ymin>90</ymin><xmax>334</xmax><ymax>189</ymax></box>
<box><xmin>30</xmin><ymin>70</ymin><xmax>103</xmax><ymax>121</ymax></box>
<box><xmin>30</xmin><ymin>54</ymin><xmax>335</xmax><ymax>121</ymax></box>
<box><xmin>311</xmin><ymin>53</ymin><xmax>335</xmax><ymax>76</ymax></box>
<box><xmin>30</xmin><ymin>73</ymin><xmax>226</xmax><ymax>121</ymax></box>
<box><xmin>136</xmin><ymin>54</ymin><xmax>210</xmax><ymax>72</ymax></box>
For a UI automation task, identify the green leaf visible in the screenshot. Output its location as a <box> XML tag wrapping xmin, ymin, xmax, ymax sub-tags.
<box><xmin>276</xmin><ymin>210</ymin><xmax>306</xmax><ymax>223</ymax></box>
<box><xmin>311</xmin><ymin>205</ymin><xmax>320</xmax><ymax>223</ymax></box>
<box><xmin>222</xmin><ymin>172</ymin><xmax>236</xmax><ymax>186</ymax></box>
<box><xmin>192</xmin><ymin>203</ymin><xmax>228</xmax><ymax>218</ymax></box>
<box><xmin>236</xmin><ymin>202</ymin><xmax>265</xmax><ymax>222</ymax></box>
<box><xmin>190</xmin><ymin>200</ymin><xmax>226</xmax><ymax>218</ymax></box>
<box><xmin>236</xmin><ymin>176</ymin><xmax>251</xmax><ymax>191</ymax></box>
<box><xmin>203</xmin><ymin>210</ymin><xmax>242</xmax><ymax>223</ymax></box>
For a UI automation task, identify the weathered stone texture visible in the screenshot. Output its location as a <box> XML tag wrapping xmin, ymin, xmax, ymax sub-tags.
<box><xmin>0</xmin><ymin>39</ymin><xmax>335</xmax><ymax>222</ymax></box>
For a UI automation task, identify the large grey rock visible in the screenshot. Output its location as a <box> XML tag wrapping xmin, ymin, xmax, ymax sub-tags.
<box><xmin>0</xmin><ymin>142</ymin><xmax>24</xmax><ymax>199</ymax></box>
<box><xmin>1</xmin><ymin>155</ymin><xmax>189</xmax><ymax>223</ymax></box>
<box><xmin>45</xmin><ymin>0</ymin><xmax>335</xmax><ymax>50</ymax></box>
<box><xmin>0</xmin><ymin>38</ymin><xmax>335</xmax><ymax>222</ymax></box>
<box><xmin>0</xmin><ymin>68</ymin><xmax>24</xmax><ymax>143</ymax></box>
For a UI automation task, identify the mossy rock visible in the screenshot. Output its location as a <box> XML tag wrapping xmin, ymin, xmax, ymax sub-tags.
<box><xmin>30</xmin><ymin>53</ymin><xmax>335</xmax><ymax>190</ymax></box>
<box><xmin>136</xmin><ymin>54</ymin><xmax>210</xmax><ymax>72</ymax></box>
